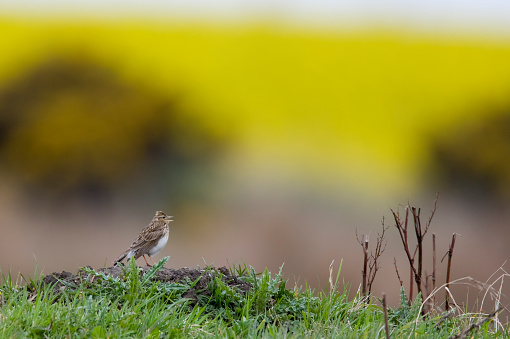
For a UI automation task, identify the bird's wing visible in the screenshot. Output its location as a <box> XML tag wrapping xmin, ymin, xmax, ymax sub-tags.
<box><xmin>141</xmin><ymin>219</ymin><xmax>167</xmax><ymax>241</ymax></box>
<box><xmin>134</xmin><ymin>238</ymin><xmax>161</xmax><ymax>258</ymax></box>
<box><xmin>129</xmin><ymin>219</ymin><xmax>166</xmax><ymax>249</ymax></box>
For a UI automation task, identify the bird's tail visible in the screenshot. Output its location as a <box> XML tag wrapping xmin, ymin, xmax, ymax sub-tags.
<box><xmin>113</xmin><ymin>250</ymin><xmax>130</xmax><ymax>266</ymax></box>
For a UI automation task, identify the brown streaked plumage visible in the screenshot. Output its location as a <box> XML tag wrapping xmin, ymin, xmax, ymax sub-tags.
<box><xmin>114</xmin><ymin>211</ymin><xmax>173</xmax><ymax>267</ymax></box>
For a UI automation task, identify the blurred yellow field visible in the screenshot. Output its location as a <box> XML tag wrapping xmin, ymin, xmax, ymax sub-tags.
<box><xmin>1</xmin><ymin>18</ymin><xmax>510</xmax><ymax>196</ymax></box>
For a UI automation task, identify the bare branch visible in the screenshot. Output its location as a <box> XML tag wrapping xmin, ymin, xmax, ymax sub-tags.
<box><xmin>367</xmin><ymin>219</ymin><xmax>388</xmax><ymax>295</ymax></box>
<box><xmin>412</xmin><ymin>207</ymin><xmax>423</xmax><ymax>298</ymax></box>
<box><xmin>445</xmin><ymin>233</ymin><xmax>457</xmax><ymax>310</ymax></box>
<box><xmin>432</xmin><ymin>233</ymin><xmax>437</xmax><ymax>287</ymax></box>
<box><xmin>392</xmin><ymin>198</ymin><xmax>441</xmax><ymax>310</ymax></box>
<box><xmin>433</xmin><ymin>233</ymin><xmax>436</xmax><ymax>303</ymax></box>
<box><xmin>357</xmin><ymin>229</ymin><xmax>370</xmax><ymax>296</ymax></box>
<box><xmin>392</xmin><ymin>206</ymin><xmax>418</xmax><ymax>304</ymax></box>
<box><xmin>392</xmin><ymin>208</ymin><xmax>418</xmax><ymax>279</ymax></box>
<box><xmin>394</xmin><ymin>258</ymin><xmax>403</xmax><ymax>286</ymax></box>
<box><xmin>424</xmin><ymin>193</ymin><xmax>439</xmax><ymax>237</ymax></box>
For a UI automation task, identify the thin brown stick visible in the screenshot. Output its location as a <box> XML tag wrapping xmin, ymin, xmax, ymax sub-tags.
<box><xmin>445</xmin><ymin>233</ymin><xmax>457</xmax><ymax>310</ymax></box>
<box><xmin>392</xmin><ymin>208</ymin><xmax>413</xmax><ymax>270</ymax></box>
<box><xmin>449</xmin><ymin>307</ymin><xmax>503</xmax><ymax>339</ymax></box>
<box><xmin>394</xmin><ymin>257</ymin><xmax>403</xmax><ymax>286</ymax></box>
<box><xmin>423</xmin><ymin>271</ymin><xmax>432</xmax><ymax>314</ymax></box>
<box><xmin>409</xmin><ymin>261</ymin><xmax>414</xmax><ymax>304</ymax></box>
<box><xmin>424</xmin><ymin>271</ymin><xmax>429</xmax><ymax>294</ymax></box>
<box><xmin>393</xmin><ymin>200</ymin><xmax>439</xmax><ymax>309</ymax></box>
<box><xmin>382</xmin><ymin>293</ymin><xmax>390</xmax><ymax>339</ymax></box>
<box><xmin>367</xmin><ymin>221</ymin><xmax>388</xmax><ymax>295</ymax></box>
<box><xmin>432</xmin><ymin>233</ymin><xmax>437</xmax><ymax>306</ymax></box>
<box><xmin>424</xmin><ymin>194</ymin><xmax>439</xmax><ymax>236</ymax></box>
<box><xmin>392</xmin><ymin>207</ymin><xmax>417</xmax><ymax>305</ymax></box>
<box><xmin>391</xmin><ymin>199</ymin><xmax>440</xmax><ymax>312</ymax></box>
<box><xmin>432</xmin><ymin>233</ymin><xmax>436</xmax><ymax>292</ymax></box>
<box><xmin>357</xmin><ymin>223</ymin><xmax>387</xmax><ymax>297</ymax></box>
<box><xmin>412</xmin><ymin>207</ymin><xmax>423</xmax><ymax>297</ymax></box>
<box><xmin>357</xmin><ymin>230</ymin><xmax>369</xmax><ymax>296</ymax></box>
<box><xmin>363</xmin><ymin>236</ymin><xmax>368</xmax><ymax>296</ymax></box>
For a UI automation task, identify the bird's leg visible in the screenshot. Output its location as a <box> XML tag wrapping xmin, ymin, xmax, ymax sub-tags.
<box><xmin>142</xmin><ymin>255</ymin><xmax>151</xmax><ymax>267</ymax></box>
<box><xmin>149</xmin><ymin>256</ymin><xmax>156</xmax><ymax>266</ymax></box>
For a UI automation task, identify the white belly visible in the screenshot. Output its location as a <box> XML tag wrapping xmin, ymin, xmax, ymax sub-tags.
<box><xmin>149</xmin><ymin>233</ymin><xmax>169</xmax><ymax>256</ymax></box>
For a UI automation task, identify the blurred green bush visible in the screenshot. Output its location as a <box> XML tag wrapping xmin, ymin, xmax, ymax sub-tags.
<box><xmin>0</xmin><ymin>56</ymin><xmax>225</xmax><ymax>202</ymax></box>
<box><xmin>429</xmin><ymin>111</ymin><xmax>510</xmax><ymax>204</ymax></box>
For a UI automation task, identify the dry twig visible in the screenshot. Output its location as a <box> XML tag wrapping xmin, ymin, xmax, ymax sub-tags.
<box><xmin>356</xmin><ymin>230</ymin><xmax>369</xmax><ymax>296</ymax></box>
<box><xmin>382</xmin><ymin>293</ymin><xmax>390</xmax><ymax>339</ymax></box>
<box><xmin>432</xmin><ymin>233</ymin><xmax>436</xmax><ymax>297</ymax></box>
<box><xmin>367</xmin><ymin>220</ymin><xmax>388</xmax><ymax>295</ymax></box>
<box><xmin>443</xmin><ymin>233</ymin><xmax>457</xmax><ymax>311</ymax></box>
<box><xmin>394</xmin><ymin>257</ymin><xmax>403</xmax><ymax>287</ymax></box>
<box><xmin>392</xmin><ymin>196</ymin><xmax>439</xmax><ymax>308</ymax></box>
<box><xmin>357</xmin><ymin>220</ymin><xmax>388</xmax><ymax>296</ymax></box>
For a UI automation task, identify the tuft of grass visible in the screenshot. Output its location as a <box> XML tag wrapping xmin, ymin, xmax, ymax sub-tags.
<box><xmin>0</xmin><ymin>260</ymin><xmax>507</xmax><ymax>338</ymax></box>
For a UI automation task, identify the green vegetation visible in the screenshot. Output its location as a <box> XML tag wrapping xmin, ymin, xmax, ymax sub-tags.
<box><xmin>1</xmin><ymin>257</ymin><xmax>506</xmax><ymax>338</ymax></box>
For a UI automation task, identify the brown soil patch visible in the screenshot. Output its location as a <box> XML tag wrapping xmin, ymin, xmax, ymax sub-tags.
<box><xmin>42</xmin><ymin>266</ymin><xmax>252</xmax><ymax>305</ymax></box>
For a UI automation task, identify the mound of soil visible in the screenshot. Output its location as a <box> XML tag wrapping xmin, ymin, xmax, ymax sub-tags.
<box><xmin>42</xmin><ymin>266</ymin><xmax>252</xmax><ymax>305</ymax></box>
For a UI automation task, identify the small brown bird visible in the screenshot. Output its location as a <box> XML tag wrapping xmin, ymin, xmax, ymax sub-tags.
<box><xmin>114</xmin><ymin>211</ymin><xmax>173</xmax><ymax>267</ymax></box>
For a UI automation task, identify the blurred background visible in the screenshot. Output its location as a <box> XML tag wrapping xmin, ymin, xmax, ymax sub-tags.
<box><xmin>1</xmin><ymin>1</ymin><xmax>510</xmax><ymax>306</ymax></box>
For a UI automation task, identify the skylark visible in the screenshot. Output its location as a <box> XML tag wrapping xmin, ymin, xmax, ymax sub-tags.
<box><xmin>114</xmin><ymin>211</ymin><xmax>173</xmax><ymax>267</ymax></box>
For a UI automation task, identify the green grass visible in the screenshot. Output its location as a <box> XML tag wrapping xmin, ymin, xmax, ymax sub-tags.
<box><xmin>0</xmin><ymin>258</ymin><xmax>507</xmax><ymax>338</ymax></box>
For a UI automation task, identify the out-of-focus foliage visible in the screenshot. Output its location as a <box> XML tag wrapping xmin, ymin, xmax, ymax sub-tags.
<box><xmin>0</xmin><ymin>56</ymin><xmax>226</xmax><ymax>201</ymax></box>
<box><xmin>1</xmin><ymin>19</ymin><xmax>510</xmax><ymax>200</ymax></box>
<box><xmin>429</xmin><ymin>110</ymin><xmax>510</xmax><ymax>204</ymax></box>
